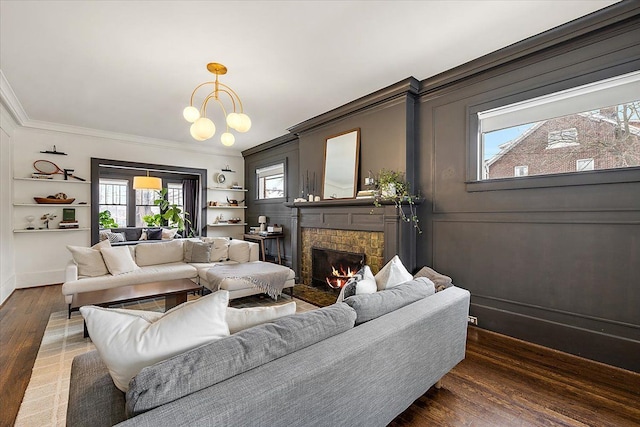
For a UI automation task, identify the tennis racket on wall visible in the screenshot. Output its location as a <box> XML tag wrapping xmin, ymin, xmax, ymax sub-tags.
<box><xmin>33</xmin><ymin>160</ymin><xmax>86</xmax><ymax>181</ymax></box>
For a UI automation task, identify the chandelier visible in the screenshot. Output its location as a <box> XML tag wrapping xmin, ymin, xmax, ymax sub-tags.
<box><xmin>183</xmin><ymin>62</ymin><xmax>251</xmax><ymax>146</ymax></box>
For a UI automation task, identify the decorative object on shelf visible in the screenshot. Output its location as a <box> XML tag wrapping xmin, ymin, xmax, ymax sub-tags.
<box><xmin>183</xmin><ymin>62</ymin><xmax>251</xmax><ymax>146</ymax></box>
<box><xmin>34</xmin><ymin>192</ymin><xmax>76</xmax><ymax>204</ymax></box>
<box><xmin>33</xmin><ymin>160</ymin><xmax>86</xmax><ymax>181</ymax></box>
<box><xmin>373</xmin><ymin>169</ymin><xmax>422</xmax><ymax>234</ymax></box>
<box><xmin>39</xmin><ymin>145</ymin><xmax>67</xmax><ymax>155</ymax></box>
<box><xmin>41</xmin><ymin>213</ymin><xmax>56</xmax><ymax>229</ymax></box>
<box><xmin>31</xmin><ymin>173</ymin><xmax>54</xmax><ymax>179</ymax></box>
<box><xmin>228</xmin><ymin>218</ymin><xmax>242</xmax><ymax>224</ymax></box>
<box><xmin>226</xmin><ymin>197</ymin><xmax>244</xmax><ymax>206</ymax></box>
<box><xmin>208</xmin><ymin>201</ymin><xmax>217</xmax><ymax>207</ymax></box>
<box><xmin>63</xmin><ymin>208</ymin><xmax>76</xmax><ymax>221</ymax></box>
<box><xmin>221</xmin><ymin>165</ymin><xmax>235</xmax><ymax>172</ymax></box>
<box><xmin>99</xmin><ymin>210</ymin><xmax>119</xmax><ymax>228</ymax></box>
<box><xmin>258</xmin><ymin>215</ymin><xmax>267</xmax><ymax>232</ymax></box>
<box><xmin>132</xmin><ymin>170</ymin><xmax>162</xmax><ymax>190</ymax></box>
<box><xmin>26</xmin><ymin>215</ymin><xmax>35</xmax><ymax>230</ymax></box>
<box><xmin>231</xmin><ymin>184</ymin><xmax>243</xmax><ymax>190</ymax></box>
<box><xmin>214</xmin><ymin>173</ymin><xmax>226</xmax><ymax>185</ymax></box>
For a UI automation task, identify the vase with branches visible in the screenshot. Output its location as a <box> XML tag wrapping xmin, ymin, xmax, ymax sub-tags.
<box><xmin>372</xmin><ymin>169</ymin><xmax>422</xmax><ymax>233</ymax></box>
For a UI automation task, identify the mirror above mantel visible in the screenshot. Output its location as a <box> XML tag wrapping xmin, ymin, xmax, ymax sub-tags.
<box><xmin>322</xmin><ymin>129</ymin><xmax>360</xmax><ymax>200</ymax></box>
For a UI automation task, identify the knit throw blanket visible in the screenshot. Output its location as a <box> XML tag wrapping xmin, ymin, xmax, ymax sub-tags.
<box><xmin>205</xmin><ymin>262</ymin><xmax>290</xmax><ymax>300</ymax></box>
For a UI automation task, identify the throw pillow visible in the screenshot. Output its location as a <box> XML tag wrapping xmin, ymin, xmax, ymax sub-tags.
<box><xmin>202</xmin><ymin>237</ymin><xmax>231</xmax><ymax>262</ymax></box>
<box><xmin>98</xmin><ymin>230</ymin><xmax>111</xmax><ymax>241</ymax></box>
<box><xmin>225</xmin><ymin>301</ymin><xmax>296</xmax><ymax>334</ymax></box>
<box><xmin>81</xmin><ymin>290</ymin><xmax>230</xmax><ymax>392</ymax></box>
<box><xmin>183</xmin><ymin>240</ymin><xmax>212</xmax><ymax>263</ymax></box>
<box><xmin>161</xmin><ymin>228</ymin><xmax>178</xmax><ymax>240</ymax></box>
<box><xmin>375</xmin><ymin>255</ymin><xmax>413</xmax><ymax>291</ymax></box>
<box><xmin>228</xmin><ymin>240</ymin><xmax>251</xmax><ymax>263</ymax></box>
<box><xmin>100</xmin><ymin>246</ymin><xmax>140</xmax><ymax>276</ymax></box>
<box><xmin>413</xmin><ymin>266</ymin><xmax>453</xmax><ymax>292</ymax></box>
<box><xmin>67</xmin><ymin>240</ymin><xmax>111</xmax><ymax>277</ymax></box>
<box><xmin>146</xmin><ymin>228</ymin><xmax>162</xmax><ymax>240</ymax></box>
<box><xmin>344</xmin><ymin>277</ymin><xmax>436</xmax><ymax>324</ymax></box>
<box><xmin>104</xmin><ymin>231</ymin><xmax>125</xmax><ymax>243</ymax></box>
<box><xmin>135</xmin><ymin>240</ymin><xmax>183</xmax><ymax>267</ymax></box>
<box><xmin>336</xmin><ymin>265</ymin><xmax>377</xmax><ymax>303</ymax></box>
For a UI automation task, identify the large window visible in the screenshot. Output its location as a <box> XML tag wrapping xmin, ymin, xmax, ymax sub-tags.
<box><xmin>478</xmin><ymin>71</ymin><xmax>640</xmax><ymax>180</ymax></box>
<box><xmin>256</xmin><ymin>163</ymin><xmax>285</xmax><ymax>199</ymax></box>
<box><xmin>99</xmin><ymin>179</ymin><xmax>127</xmax><ymax>227</ymax></box>
<box><xmin>135</xmin><ymin>189</ymin><xmax>161</xmax><ymax>227</ymax></box>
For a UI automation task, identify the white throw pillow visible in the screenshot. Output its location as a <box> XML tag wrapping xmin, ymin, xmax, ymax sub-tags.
<box><xmin>336</xmin><ymin>265</ymin><xmax>377</xmax><ymax>302</ymax></box>
<box><xmin>100</xmin><ymin>246</ymin><xmax>140</xmax><ymax>276</ymax></box>
<box><xmin>228</xmin><ymin>240</ymin><xmax>251</xmax><ymax>263</ymax></box>
<box><xmin>202</xmin><ymin>237</ymin><xmax>231</xmax><ymax>262</ymax></box>
<box><xmin>225</xmin><ymin>301</ymin><xmax>296</xmax><ymax>334</ymax></box>
<box><xmin>80</xmin><ymin>290</ymin><xmax>230</xmax><ymax>392</ymax></box>
<box><xmin>161</xmin><ymin>228</ymin><xmax>179</xmax><ymax>240</ymax></box>
<box><xmin>375</xmin><ymin>255</ymin><xmax>413</xmax><ymax>291</ymax></box>
<box><xmin>67</xmin><ymin>240</ymin><xmax>111</xmax><ymax>277</ymax></box>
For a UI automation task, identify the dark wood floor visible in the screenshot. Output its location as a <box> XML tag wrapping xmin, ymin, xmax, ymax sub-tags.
<box><xmin>1</xmin><ymin>286</ymin><xmax>639</xmax><ymax>427</ymax></box>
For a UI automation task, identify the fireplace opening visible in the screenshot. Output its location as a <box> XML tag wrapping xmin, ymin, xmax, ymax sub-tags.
<box><xmin>311</xmin><ymin>247</ymin><xmax>365</xmax><ymax>293</ymax></box>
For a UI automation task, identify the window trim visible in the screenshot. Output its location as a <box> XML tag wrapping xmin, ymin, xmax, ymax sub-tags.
<box><xmin>253</xmin><ymin>158</ymin><xmax>288</xmax><ymax>204</ymax></box>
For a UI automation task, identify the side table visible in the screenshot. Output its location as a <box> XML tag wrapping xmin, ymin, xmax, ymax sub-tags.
<box><xmin>243</xmin><ymin>233</ymin><xmax>284</xmax><ymax>264</ymax></box>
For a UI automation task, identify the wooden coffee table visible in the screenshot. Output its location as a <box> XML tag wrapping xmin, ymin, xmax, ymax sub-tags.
<box><xmin>70</xmin><ymin>278</ymin><xmax>202</xmax><ymax>337</ymax></box>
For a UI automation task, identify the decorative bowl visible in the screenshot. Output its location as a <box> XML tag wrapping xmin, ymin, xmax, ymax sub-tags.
<box><xmin>34</xmin><ymin>197</ymin><xmax>75</xmax><ymax>204</ymax></box>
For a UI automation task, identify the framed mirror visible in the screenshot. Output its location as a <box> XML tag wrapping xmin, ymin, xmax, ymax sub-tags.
<box><xmin>322</xmin><ymin>128</ymin><xmax>360</xmax><ymax>199</ymax></box>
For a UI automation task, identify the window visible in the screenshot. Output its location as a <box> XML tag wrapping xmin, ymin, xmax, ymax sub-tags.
<box><xmin>256</xmin><ymin>163</ymin><xmax>285</xmax><ymax>199</ymax></box>
<box><xmin>135</xmin><ymin>188</ymin><xmax>161</xmax><ymax>227</ymax></box>
<box><xmin>99</xmin><ymin>179</ymin><xmax>127</xmax><ymax>227</ymax></box>
<box><xmin>167</xmin><ymin>183</ymin><xmax>183</xmax><ymax>212</ymax></box>
<box><xmin>576</xmin><ymin>158</ymin><xmax>594</xmax><ymax>171</ymax></box>
<box><xmin>478</xmin><ymin>70</ymin><xmax>640</xmax><ymax>181</ymax></box>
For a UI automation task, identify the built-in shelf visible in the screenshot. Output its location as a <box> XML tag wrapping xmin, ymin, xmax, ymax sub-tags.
<box><xmin>13</xmin><ymin>203</ymin><xmax>91</xmax><ymax>207</ymax></box>
<box><xmin>207</xmin><ymin>187</ymin><xmax>247</xmax><ymax>192</ymax></box>
<box><xmin>14</xmin><ymin>227</ymin><xmax>90</xmax><ymax>233</ymax></box>
<box><xmin>14</xmin><ymin>177</ymin><xmax>91</xmax><ymax>184</ymax></box>
<box><xmin>207</xmin><ymin>206</ymin><xmax>247</xmax><ymax>209</ymax></box>
<box><xmin>207</xmin><ymin>223</ymin><xmax>247</xmax><ymax>227</ymax></box>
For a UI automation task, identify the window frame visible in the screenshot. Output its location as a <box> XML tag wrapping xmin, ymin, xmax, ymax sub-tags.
<box><xmin>254</xmin><ymin>158</ymin><xmax>287</xmax><ymax>204</ymax></box>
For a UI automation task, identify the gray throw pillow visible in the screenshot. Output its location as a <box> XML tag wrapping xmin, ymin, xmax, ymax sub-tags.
<box><xmin>344</xmin><ymin>277</ymin><xmax>435</xmax><ymax>325</ymax></box>
<box><xmin>126</xmin><ymin>303</ymin><xmax>357</xmax><ymax>416</ymax></box>
<box><xmin>183</xmin><ymin>240</ymin><xmax>212</xmax><ymax>263</ymax></box>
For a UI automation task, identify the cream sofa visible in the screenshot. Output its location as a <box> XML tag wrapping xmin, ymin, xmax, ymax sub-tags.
<box><xmin>62</xmin><ymin>238</ymin><xmax>295</xmax><ymax>315</ymax></box>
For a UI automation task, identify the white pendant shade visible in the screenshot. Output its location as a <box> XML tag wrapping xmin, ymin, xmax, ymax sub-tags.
<box><xmin>190</xmin><ymin>117</ymin><xmax>216</xmax><ymax>140</ymax></box>
<box><xmin>183</xmin><ymin>106</ymin><xmax>201</xmax><ymax>123</ymax></box>
<box><xmin>235</xmin><ymin>113</ymin><xmax>252</xmax><ymax>133</ymax></box>
<box><xmin>221</xmin><ymin>132</ymin><xmax>235</xmax><ymax>146</ymax></box>
<box><xmin>133</xmin><ymin>176</ymin><xmax>162</xmax><ymax>190</ymax></box>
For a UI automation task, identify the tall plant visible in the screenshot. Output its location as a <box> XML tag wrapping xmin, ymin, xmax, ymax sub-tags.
<box><xmin>142</xmin><ymin>188</ymin><xmax>191</xmax><ymax>232</ymax></box>
<box><xmin>372</xmin><ymin>169</ymin><xmax>422</xmax><ymax>233</ymax></box>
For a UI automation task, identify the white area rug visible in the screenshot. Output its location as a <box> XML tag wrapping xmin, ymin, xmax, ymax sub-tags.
<box><xmin>14</xmin><ymin>294</ymin><xmax>316</xmax><ymax>427</ymax></box>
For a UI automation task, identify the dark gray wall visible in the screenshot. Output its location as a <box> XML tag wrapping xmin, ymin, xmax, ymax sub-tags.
<box><xmin>417</xmin><ymin>6</ymin><xmax>640</xmax><ymax>371</ymax></box>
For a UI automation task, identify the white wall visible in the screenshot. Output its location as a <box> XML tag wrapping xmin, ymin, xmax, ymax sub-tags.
<box><xmin>1</xmin><ymin>105</ymin><xmax>17</xmax><ymax>305</ymax></box>
<box><xmin>10</xmin><ymin>126</ymin><xmax>245</xmax><ymax>288</ymax></box>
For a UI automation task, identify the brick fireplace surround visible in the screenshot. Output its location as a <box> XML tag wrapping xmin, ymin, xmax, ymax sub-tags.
<box><xmin>286</xmin><ymin>198</ymin><xmax>417</xmax><ymax>285</ymax></box>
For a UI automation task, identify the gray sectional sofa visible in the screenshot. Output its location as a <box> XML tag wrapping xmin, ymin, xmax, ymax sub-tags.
<box><xmin>67</xmin><ymin>282</ymin><xmax>471</xmax><ymax>426</ymax></box>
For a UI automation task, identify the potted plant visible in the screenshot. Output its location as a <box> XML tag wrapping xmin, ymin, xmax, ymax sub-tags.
<box><xmin>144</xmin><ymin>189</ymin><xmax>191</xmax><ymax>234</ymax></box>
<box><xmin>373</xmin><ymin>169</ymin><xmax>422</xmax><ymax>233</ymax></box>
<box><xmin>98</xmin><ymin>210</ymin><xmax>119</xmax><ymax>229</ymax></box>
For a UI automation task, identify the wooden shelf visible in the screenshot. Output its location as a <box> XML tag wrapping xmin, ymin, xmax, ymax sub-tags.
<box><xmin>207</xmin><ymin>187</ymin><xmax>247</xmax><ymax>192</ymax></box>
<box><xmin>207</xmin><ymin>206</ymin><xmax>247</xmax><ymax>209</ymax></box>
<box><xmin>207</xmin><ymin>223</ymin><xmax>247</xmax><ymax>227</ymax></box>
<box><xmin>14</xmin><ymin>227</ymin><xmax>90</xmax><ymax>233</ymax></box>
<box><xmin>13</xmin><ymin>203</ymin><xmax>91</xmax><ymax>207</ymax></box>
<box><xmin>14</xmin><ymin>177</ymin><xmax>91</xmax><ymax>184</ymax></box>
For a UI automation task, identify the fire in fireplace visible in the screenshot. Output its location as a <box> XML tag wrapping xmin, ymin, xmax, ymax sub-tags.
<box><xmin>311</xmin><ymin>247</ymin><xmax>365</xmax><ymax>293</ymax></box>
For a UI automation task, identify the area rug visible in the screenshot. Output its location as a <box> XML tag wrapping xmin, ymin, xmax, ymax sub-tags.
<box><xmin>14</xmin><ymin>294</ymin><xmax>316</xmax><ymax>427</ymax></box>
<box><xmin>292</xmin><ymin>284</ymin><xmax>338</xmax><ymax>307</ymax></box>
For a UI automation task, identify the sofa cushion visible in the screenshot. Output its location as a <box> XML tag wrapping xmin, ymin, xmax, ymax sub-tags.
<box><xmin>375</xmin><ymin>255</ymin><xmax>413</xmax><ymax>291</ymax></box>
<box><xmin>135</xmin><ymin>240</ymin><xmax>184</xmax><ymax>266</ymax></box>
<box><xmin>202</xmin><ymin>237</ymin><xmax>231</xmax><ymax>262</ymax></box>
<box><xmin>67</xmin><ymin>240</ymin><xmax>111</xmax><ymax>277</ymax></box>
<box><xmin>228</xmin><ymin>240</ymin><xmax>251</xmax><ymax>263</ymax></box>
<box><xmin>344</xmin><ymin>277</ymin><xmax>435</xmax><ymax>324</ymax></box>
<box><xmin>414</xmin><ymin>266</ymin><xmax>453</xmax><ymax>292</ymax></box>
<box><xmin>126</xmin><ymin>302</ymin><xmax>357</xmax><ymax>416</ymax></box>
<box><xmin>100</xmin><ymin>246</ymin><xmax>140</xmax><ymax>276</ymax></box>
<box><xmin>226</xmin><ymin>301</ymin><xmax>297</xmax><ymax>334</ymax></box>
<box><xmin>62</xmin><ymin>263</ymin><xmax>197</xmax><ymax>296</ymax></box>
<box><xmin>336</xmin><ymin>265</ymin><xmax>377</xmax><ymax>303</ymax></box>
<box><xmin>183</xmin><ymin>240</ymin><xmax>212</xmax><ymax>263</ymax></box>
<box><xmin>110</xmin><ymin>227</ymin><xmax>143</xmax><ymax>242</ymax></box>
<box><xmin>81</xmin><ymin>291</ymin><xmax>230</xmax><ymax>392</ymax></box>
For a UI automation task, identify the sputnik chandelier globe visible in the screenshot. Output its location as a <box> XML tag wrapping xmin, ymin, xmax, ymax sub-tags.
<box><xmin>183</xmin><ymin>62</ymin><xmax>251</xmax><ymax>146</ymax></box>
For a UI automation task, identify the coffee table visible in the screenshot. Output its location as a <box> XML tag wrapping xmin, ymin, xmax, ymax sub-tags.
<box><xmin>70</xmin><ymin>278</ymin><xmax>202</xmax><ymax>337</ymax></box>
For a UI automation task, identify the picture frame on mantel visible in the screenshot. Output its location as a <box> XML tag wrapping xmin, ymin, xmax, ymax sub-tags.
<box><xmin>322</xmin><ymin>128</ymin><xmax>360</xmax><ymax>200</ymax></box>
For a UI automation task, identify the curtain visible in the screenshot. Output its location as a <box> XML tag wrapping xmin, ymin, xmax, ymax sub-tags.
<box><xmin>182</xmin><ymin>179</ymin><xmax>198</xmax><ymax>237</ymax></box>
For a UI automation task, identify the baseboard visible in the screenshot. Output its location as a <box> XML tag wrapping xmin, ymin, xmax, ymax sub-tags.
<box><xmin>16</xmin><ymin>269</ymin><xmax>65</xmax><ymax>288</ymax></box>
<box><xmin>0</xmin><ymin>274</ymin><xmax>16</xmax><ymax>307</ymax></box>
<box><xmin>470</xmin><ymin>303</ymin><xmax>640</xmax><ymax>373</ymax></box>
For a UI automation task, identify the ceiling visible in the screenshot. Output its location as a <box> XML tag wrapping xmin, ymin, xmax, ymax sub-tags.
<box><xmin>0</xmin><ymin>1</ymin><xmax>618</xmax><ymax>153</ymax></box>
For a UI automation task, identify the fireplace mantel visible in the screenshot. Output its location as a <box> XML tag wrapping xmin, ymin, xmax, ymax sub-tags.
<box><xmin>287</xmin><ymin>199</ymin><xmax>419</xmax><ymax>278</ymax></box>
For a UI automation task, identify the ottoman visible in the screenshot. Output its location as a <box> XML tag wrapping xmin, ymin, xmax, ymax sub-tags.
<box><xmin>203</xmin><ymin>261</ymin><xmax>296</xmax><ymax>300</ymax></box>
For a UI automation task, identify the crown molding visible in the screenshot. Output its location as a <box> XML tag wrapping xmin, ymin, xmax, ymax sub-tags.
<box><xmin>0</xmin><ymin>70</ymin><xmax>242</xmax><ymax>157</ymax></box>
<box><xmin>241</xmin><ymin>133</ymin><xmax>298</xmax><ymax>157</ymax></box>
